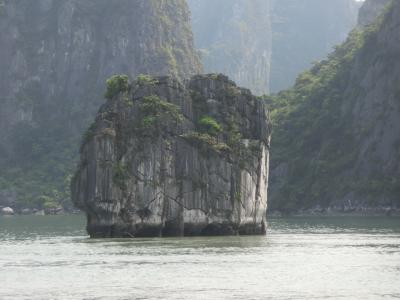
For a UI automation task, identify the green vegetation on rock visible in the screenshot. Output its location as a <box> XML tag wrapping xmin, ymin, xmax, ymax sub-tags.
<box><xmin>138</xmin><ymin>95</ymin><xmax>183</xmax><ymax>137</ymax></box>
<box><xmin>182</xmin><ymin>132</ymin><xmax>231</xmax><ymax>154</ymax></box>
<box><xmin>137</xmin><ymin>74</ymin><xmax>159</xmax><ymax>86</ymax></box>
<box><xmin>198</xmin><ymin>116</ymin><xmax>222</xmax><ymax>136</ymax></box>
<box><xmin>104</xmin><ymin>75</ymin><xmax>129</xmax><ymax>100</ymax></box>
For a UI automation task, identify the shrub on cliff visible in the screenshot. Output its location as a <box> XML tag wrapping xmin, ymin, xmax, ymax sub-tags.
<box><xmin>137</xmin><ymin>74</ymin><xmax>159</xmax><ymax>86</ymax></box>
<box><xmin>138</xmin><ymin>95</ymin><xmax>183</xmax><ymax>137</ymax></box>
<box><xmin>104</xmin><ymin>75</ymin><xmax>129</xmax><ymax>99</ymax></box>
<box><xmin>198</xmin><ymin>116</ymin><xmax>222</xmax><ymax>136</ymax></box>
<box><xmin>182</xmin><ymin>132</ymin><xmax>231</xmax><ymax>155</ymax></box>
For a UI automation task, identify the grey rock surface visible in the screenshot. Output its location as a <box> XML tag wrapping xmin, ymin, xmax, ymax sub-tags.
<box><xmin>1</xmin><ymin>207</ymin><xmax>14</xmax><ymax>215</ymax></box>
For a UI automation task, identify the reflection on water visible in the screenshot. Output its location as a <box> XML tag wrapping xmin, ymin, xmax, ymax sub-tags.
<box><xmin>0</xmin><ymin>215</ymin><xmax>399</xmax><ymax>299</ymax></box>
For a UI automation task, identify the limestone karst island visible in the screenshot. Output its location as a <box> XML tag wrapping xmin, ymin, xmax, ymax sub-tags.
<box><xmin>72</xmin><ymin>74</ymin><xmax>271</xmax><ymax>237</ymax></box>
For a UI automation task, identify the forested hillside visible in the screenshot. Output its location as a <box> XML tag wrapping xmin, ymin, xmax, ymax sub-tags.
<box><xmin>268</xmin><ymin>0</ymin><xmax>400</xmax><ymax>214</ymax></box>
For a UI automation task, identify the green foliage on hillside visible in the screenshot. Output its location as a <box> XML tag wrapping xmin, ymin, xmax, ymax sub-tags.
<box><xmin>0</xmin><ymin>75</ymin><xmax>130</xmax><ymax>211</ymax></box>
<box><xmin>104</xmin><ymin>75</ymin><xmax>129</xmax><ymax>99</ymax></box>
<box><xmin>267</xmin><ymin>3</ymin><xmax>397</xmax><ymax>211</ymax></box>
<box><xmin>0</xmin><ymin>132</ymin><xmax>76</xmax><ymax>210</ymax></box>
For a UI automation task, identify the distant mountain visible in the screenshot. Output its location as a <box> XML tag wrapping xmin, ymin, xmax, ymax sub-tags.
<box><xmin>188</xmin><ymin>0</ymin><xmax>361</xmax><ymax>94</ymax></box>
<box><xmin>0</xmin><ymin>0</ymin><xmax>201</xmax><ymax>211</ymax></box>
<box><xmin>188</xmin><ymin>0</ymin><xmax>272</xmax><ymax>95</ymax></box>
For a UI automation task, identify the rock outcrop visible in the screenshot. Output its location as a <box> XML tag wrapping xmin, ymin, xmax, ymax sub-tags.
<box><xmin>0</xmin><ymin>0</ymin><xmax>201</xmax><ymax>207</ymax></box>
<box><xmin>72</xmin><ymin>74</ymin><xmax>271</xmax><ymax>237</ymax></box>
<box><xmin>1</xmin><ymin>207</ymin><xmax>14</xmax><ymax>216</ymax></box>
<box><xmin>268</xmin><ymin>0</ymin><xmax>400</xmax><ymax>214</ymax></box>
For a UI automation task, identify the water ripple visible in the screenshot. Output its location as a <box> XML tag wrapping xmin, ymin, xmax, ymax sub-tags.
<box><xmin>0</xmin><ymin>215</ymin><xmax>400</xmax><ymax>299</ymax></box>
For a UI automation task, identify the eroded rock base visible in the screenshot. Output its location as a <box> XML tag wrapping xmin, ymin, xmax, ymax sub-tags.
<box><xmin>87</xmin><ymin>221</ymin><xmax>266</xmax><ymax>238</ymax></box>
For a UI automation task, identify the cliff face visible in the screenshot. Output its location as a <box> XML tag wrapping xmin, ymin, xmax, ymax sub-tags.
<box><xmin>72</xmin><ymin>74</ymin><xmax>271</xmax><ymax>237</ymax></box>
<box><xmin>358</xmin><ymin>0</ymin><xmax>391</xmax><ymax>26</ymax></box>
<box><xmin>268</xmin><ymin>0</ymin><xmax>400</xmax><ymax>214</ymax></box>
<box><xmin>0</xmin><ymin>0</ymin><xmax>201</xmax><ymax>209</ymax></box>
<box><xmin>188</xmin><ymin>0</ymin><xmax>272</xmax><ymax>96</ymax></box>
<box><xmin>188</xmin><ymin>0</ymin><xmax>360</xmax><ymax>95</ymax></box>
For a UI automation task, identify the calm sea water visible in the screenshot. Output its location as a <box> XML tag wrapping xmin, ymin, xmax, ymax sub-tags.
<box><xmin>0</xmin><ymin>215</ymin><xmax>399</xmax><ymax>300</ymax></box>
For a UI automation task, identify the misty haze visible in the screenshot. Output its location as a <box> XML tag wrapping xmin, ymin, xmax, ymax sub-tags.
<box><xmin>0</xmin><ymin>0</ymin><xmax>399</xmax><ymax>299</ymax></box>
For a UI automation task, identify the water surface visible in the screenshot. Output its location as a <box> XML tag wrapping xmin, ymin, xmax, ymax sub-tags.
<box><xmin>1</xmin><ymin>215</ymin><xmax>399</xmax><ymax>299</ymax></box>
